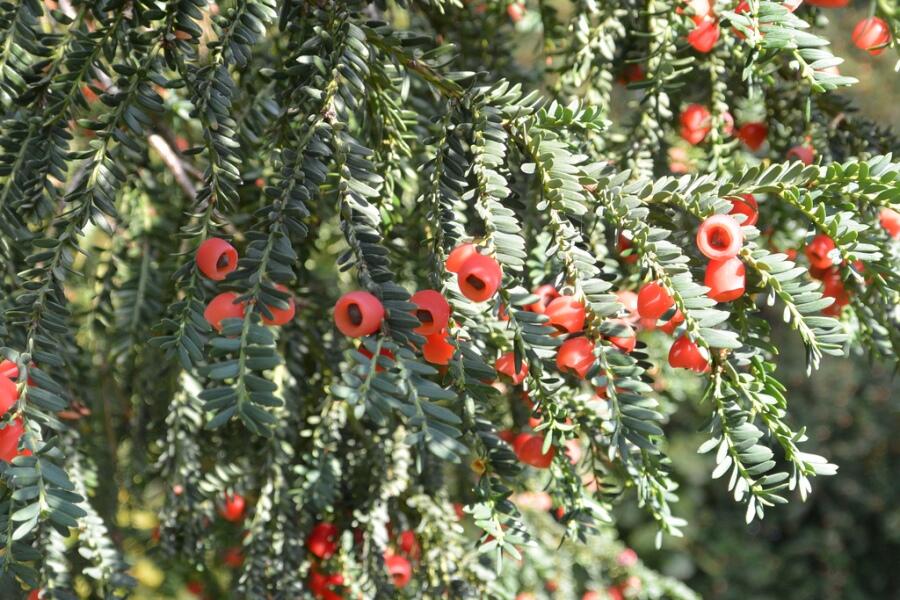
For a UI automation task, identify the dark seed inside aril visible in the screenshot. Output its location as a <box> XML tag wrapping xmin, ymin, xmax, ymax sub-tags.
<box><xmin>348</xmin><ymin>304</ymin><xmax>363</xmax><ymax>326</ymax></box>
<box><xmin>217</xmin><ymin>254</ymin><xmax>231</xmax><ymax>270</ymax></box>
<box><xmin>466</xmin><ymin>275</ymin><xmax>486</xmax><ymax>290</ymax></box>
<box><xmin>416</xmin><ymin>309</ymin><xmax>433</xmax><ymax>324</ymax></box>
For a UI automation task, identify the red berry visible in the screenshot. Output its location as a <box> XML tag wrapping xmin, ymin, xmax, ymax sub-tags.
<box><xmin>737</xmin><ymin>122</ymin><xmax>768</xmax><ymax>151</ymax></box>
<box><xmin>0</xmin><ymin>375</ymin><xmax>18</xmax><ymax>418</ymax></box>
<box><xmin>261</xmin><ymin>284</ymin><xmax>295</xmax><ymax>326</ymax></box>
<box><xmin>516</xmin><ymin>434</ymin><xmax>555</xmax><ymax>469</ymax></box>
<box><xmin>28</xmin><ymin>590</ymin><xmax>41</xmax><ymax>600</ymax></box>
<box><xmin>495</xmin><ymin>352</ymin><xmax>528</xmax><ymax>385</ymax></box>
<box><xmin>617</xmin><ymin>63</ymin><xmax>645</xmax><ymax>85</ymax></box>
<box><xmin>506</xmin><ymin>2</ymin><xmax>525</xmax><ymax>22</ymax></box>
<box><xmin>308</xmin><ymin>569</ymin><xmax>344</xmax><ymax>600</ymax></box>
<box><xmin>334</xmin><ymin>291</ymin><xmax>384</xmax><ymax>338</ymax></box>
<box><xmin>607</xmin><ymin>324</ymin><xmax>636</xmax><ymax>353</ymax></box>
<box><xmin>222</xmin><ymin>546</ymin><xmax>244</xmax><ymax>568</ymax></box>
<box><xmin>880</xmin><ymin>207</ymin><xmax>900</xmax><ymax>239</ymax></box>
<box><xmin>307</xmin><ymin>523</ymin><xmax>340</xmax><ymax>559</ymax></box>
<box><xmin>555</xmin><ymin>337</ymin><xmax>595</xmax><ymax>378</ymax></box>
<box><xmin>186</xmin><ymin>580</ymin><xmax>205</xmax><ymax>598</ymax></box>
<box><xmin>804</xmin><ymin>234</ymin><xmax>836</xmax><ymax>270</ymax></box>
<box><xmin>687</xmin><ymin>19</ymin><xmax>720</xmax><ymax>53</ymax></box>
<box><xmin>660</xmin><ymin>309</ymin><xmax>685</xmax><ymax>335</ymax></box>
<box><xmin>204</xmin><ymin>292</ymin><xmax>245</xmax><ymax>332</ymax></box>
<box><xmin>196</xmin><ymin>238</ymin><xmax>238</xmax><ymax>281</ymax></box>
<box><xmin>805</xmin><ymin>0</ymin><xmax>848</xmax><ymax>6</ymax></box>
<box><xmin>0</xmin><ymin>417</ymin><xmax>25</xmax><ymax>463</ymax></box>
<box><xmin>410</xmin><ymin>290</ymin><xmax>451</xmax><ymax>335</ymax></box>
<box><xmin>0</xmin><ymin>359</ymin><xmax>18</xmax><ymax>380</ymax></box>
<box><xmin>729</xmin><ymin>194</ymin><xmax>759</xmax><ymax>226</ymax></box>
<box><xmin>445</xmin><ymin>243</ymin><xmax>478</xmax><ymax>273</ymax></box>
<box><xmin>385</xmin><ymin>553</ymin><xmax>413</xmax><ymax>588</ymax></box>
<box><xmin>544</xmin><ymin>295</ymin><xmax>586</xmax><ymax>333</ymax></box>
<box><xmin>617</xmin><ymin>548</ymin><xmax>639</xmax><ymax>567</ymax></box>
<box><xmin>668</xmin><ymin>335</ymin><xmax>710</xmax><ymax>373</ymax></box>
<box><xmin>705</xmin><ymin>257</ymin><xmax>746</xmax><ymax>302</ymax></box>
<box><xmin>787</xmin><ymin>145</ymin><xmax>814</xmax><ymax>165</ymax></box>
<box><xmin>852</xmin><ymin>17</ymin><xmax>890</xmax><ymax>55</ymax></box>
<box><xmin>821</xmin><ymin>268</ymin><xmax>850</xmax><ymax>309</ymax></box>
<box><xmin>512</xmin><ymin>432</ymin><xmax>533</xmax><ymax>455</ymax></box>
<box><xmin>220</xmin><ymin>493</ymin><xmax>246</xmax><ymax>522</ymax></box>
<box><xmin>358</xmin><ymin>346</ymin><xmax>394</xmax><ymax>372</ymax></box>
<box><xmin>422</xmin><ymin>329</ymin><xmax>454</xmax><ymax>365</ymax></box>
<box><xmin>637</xmin><ymin>282</ymin><xmax>675</xmax><ymax>321</ymax></box>
<box><xmin>680</xmin><ymin>104</ymin><xmax>711</xmax><ymax>145</ymax></box>
<box><xmin>696</xmin><ymin>214</ymin><xmax>743</xmax><ymax>260</ymax></box>
<box><xmin>617</xmin><ymin>231</ymin><xmax>639</xmax><ymax>263</ymax></box>
<box><xmin>397</xmin><ymin>530</ymin><xmax>420</xmax><ymax>560</ymax></box>
<box><xmin>526</xmin><ymin>284</ymin><xmax>560</xmax><ymax>313</ymax></box>
<box><xmin>457</xmin><ymin>254</ymin><xmax>502</xmax><ymax>302</ymax></box>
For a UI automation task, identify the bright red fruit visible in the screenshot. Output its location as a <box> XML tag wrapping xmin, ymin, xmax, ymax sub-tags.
<box><xmin>637</xmin><ymin>282</ymin><xmax>675</xmax><ymax>321</ymax></box>
<box><xmin>729</xmin><ymin>194</ymin><xmax>758</xmax><ymax>226</ymax></box>
<box><xmin>457</xmin><ymin>254</ymin><xmax>502</xmax><ymax>302</ymax></box>
<box><xmin>410</xmin><ymin>290</ymin><xmax>451</xmax><ymax>335</ymax></box>
<box><xmin>660</xmin><ymin>308</ymin><xmax>685</xmax><ymax>335</ymax></box>
<box><xmin>308</xmin><ymin>569</ymin><xmax>344</xmax><ymax>600</ymax></box>
<box><xmin>220</xmin><ymin>493</ymin><xmax>246</xmax><ymax>522</ymax></box>
<box><xmin>607</xmin><ymin>324</ymin><xmax>636</xmax><ymax>353</ymax></box>
<box><xmin>821</xmin><ymin>268</ymin><xmax>850</xmax><ymax>312</ymax></box>
<box><xmin>28</xmin><ymin>590</ymin><xmax>41</xmax><ymax>600</ymax></box>
<box><xmin>805</xmin><ymin>0</ymin><xmax>848</xmax><ymax>6</ymax></box>
<box><xmin>617</xmin><ymin>231</ymin><xmax>639</xmax><ymax>263</ymax></box>
<box><xmin>262</xmin><ymin>284</ymin><xmax>295</xmax><ymax>326</ymax></box>
<box><xmin>0</xmin><ymin>417</ymin><xmax>25</xmax><ymax>462</ymax></box>
<box><xmin>0</xmin><ymin>375</ymin><xmax>18</xmax><ymax>418</ymax></box>
<box><xmin>668</xmin><ymin>335</ymin><xmax>710</xmax><ymax>372</ymax></box>
<box><xmin>0</xmin><ymin>359</ymin><xmax>17</xmax><ymax>380</ymax></box>
<box><xmin>385</xmin><ymin>553</ymin><xmax>413</xmax><ymax>588</ymax></box>
<box><xmin>556</xmin><ymin>337</ymin><xmax>595</xmax><ymax>378</ymax></box>
<box><xmin>705</xmin><ymin>257</ymin><xmax>746</xmax><ymax>302</ymax></box>
<box><xmin>544</xmin><ymin>295</ymin><xmax>586</xmax><ymax>333</ymax></box>
<box><xmin>516</xmin><ymin>434</ymin><xmax>555</xmax><ymax>469</ymax></box>
<box><xmin>617</xmin><ymin>63</ymin><xmax>645</xmax><ymax>85</ymax></box>
<box><xmin>307</xmin><ymin>523</ymin><xmax>340</xmax><ymax>559</ymax></box>
<box><xmin>617</xmin><ymin>548</ymin><xmax>639</xmax><ymax>567</ymax></box>
<box><xmin>445</xmin><ymin>243</ymin><xmax>478</xmax><ymax>273</ymax></box>
<box><xmin>688</xmin><ymin>19</ymin><xmax>720</xmax><ymax>53</ymax></box>
<box><xmin>804</xmin><ymin>234</ymin><xmax>836</xmax><ymax>270</ymax></box>
<box><xmin>196</xmin><ymin>238</ymin><xmax>238</xmax><ymax>281</ymax></box>
<box><xmin>852</xmin><ymin>17</ymin><xmax>890</xmax><ymax>55</ymax></box>
<box><xmin>507</xmin><ymin>2</ymin><xmax>525</xmax><ymax>22</ymax></box>
<box><xmin>737</xmin><ymin>122</ymin><xmax>768</xmax><ymax>151</ymax></box>
<box><xmin>879</xmin><ymin>207</ymin><xmax>900</xmax><ymax>239</ymax></box>
<box><xmin>358</xmin><ymin>346</ymin><xmax>394</xmax><ymax>372</ymax></box>
<box><xmin>787</xmin><ymin>145</ymin><xmax>814</xmax><ymax>165</ymax></box>
<box><xmin>397</xmin><ymin>530</ymin><xmax>420</xmax><ymax>560</ymax></box>
<box><xmin>186</xmin><ymin>581</ymin><xmax>205</xmax><ymax>598</ymax></box>
<box><xmin>696</xmin><ymin>214</ymin><xmax>743</xmax><ymax>260</ymax></box>
<box><xmin>495</xmin><ymin>352</ymin><xmax>528</xmax><ymax>385</ymax></box>
<box><xmin>222</xmin><ymin>546</ymin><xmax>244</xmax><ymax>568</ymax></box>
<box><xmin>422</xmin><ymin>329</ymin><xmax>454</xmax><ymax>365</ymax></box>
<box><xmin>680</xmin><ymin>104</ymin><xmax>712</xmax><ymax>145</ymax></box>
<box><xmin>204</xmin><ymin>292</ymin><xmax>245</xmax><ymax>332</ymax></box>
<box><xmin>334</xmin><ymin>291</ymin><xmax>384</xmax><ymax>337</ymax></box>
<box><xmin>527</xmin><ymin>284</ymin><xmax>560</xmax><ymax>313</ymax></box>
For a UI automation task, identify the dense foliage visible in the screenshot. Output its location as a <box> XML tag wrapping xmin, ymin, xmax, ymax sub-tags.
<box><xmin>0</xmin><ymin>0</ymin><xmax>897</xmax><ymax>597</ymax></box>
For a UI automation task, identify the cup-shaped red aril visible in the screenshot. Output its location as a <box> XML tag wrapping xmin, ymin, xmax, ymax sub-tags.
<box><xmin>879</xmin><ymin>208</ymin><xmax>900</xmax><ymax>239</ymax></box>
<box><xmin>204</xmin><ymin>292</ymin><xmax>246</xmax><ymax>332</ymax></box>
<box><xmin>385</xmin><ymin>553</ymin><xmax>412</xmax><ymax>588</ymax></box>
<box><xmin>445</xmin><ymin>243</ymin><xmax>478</xmax><ymax>273</ymax></box>
<box><xmin>696</xmin><ymin>214</ymin><xmax>743</xmax><ymax>260</ymax></box>
<box><xmin>660</xmin><ymin>308</ymin><xmax>685</xmax><ymax>335</ymax></box>
<box><xmin>637</xmin><ymin>282</ymin><xmax>675</xmax><ymax>321</ymax></box>
<box><xmin>307</xmin><ymin>522</ymin><xmax>339</xmax><ymax>559</ymax></box>
<box><xmin>457</xmin><ymin>254</ymin><xmax>502</xmax><ymax>302</ymax></box>
<box><xmin>545</xmin><ymin>295</ymin><xmax>586</xmax><ymax>333</ymax></box>
<box><xmin>526</xmin><ymin>284</ymin><xmax>560</xmax><ymax>313</ymax></box>
<box><xmin>334</xmin><ymin>291</ymin><xmax>385</xmax><ymax>338</ymax></box>
<box><xmin>220</xmin><ymin>492</ymin><xmax>246</xmax><ymax>522</ymax></box>
<box><xmin>606</xmin><ymin>322</ymin><xmax>636</xmax><ymax>353</ymax></box>
<box><xmin>852</xmin><ymin>17</ymin><xmax>890</xmax><ymax>56</ymax></box>
<box><xmin>261</xmin><ymin>284</ymin><xmax>295</xmax><ymax>326</ymax></box>
<box><xmin>422</xmin><ymin>330</ymin><xmax>454</xmax><ymax>365</ymax></box>
<box><xmin>737</xmin><ymin>122</ymin><xmax>768</xmax><ymax>151</ymax></box>
<box><xmin>308</xmin><ymin>569</ymin><xmax>344</xmax><ymax>598</ymax></box>
<box><xmin>687</xmin><ymin>19</ymin><xmax>720</xmax><ymax>53</ymax></box>
<box><xmin>0</xmin><ymin>417</ymin><xmax>25</xmax><ymax>463</ymax></box>
<box><xmin>821</xmin><ymin>268</ymin><xmax>850</xmax><ymax>307</ymax></box>
<box><xmin>0</xmin><ymin>360</ymin><xmax>18</xmax><ymax>380</ymax></box>
<box><xmin>555</xmin><ymin>337</ymin><xmax>595</xmax><ymax>378</ymax></box>
<box><xmin>787</xmin><ymin>145</ymin><xmax>814</xmax><ymax>165</ymax></box>
<box><xmin>668</xmin><ymin>335</ymin><xmax>710</xmax><ymax>373</ymax></box>
<box><xmin>680</xmin><ymin>104</ymin><xmax>711</xmax><ymax>144</ymax></box>
<box><xmin>516</xmin><ymin>434</ymin><xmax>555</xmax><ymax>469</ymax></box>
<box><xmin>196</xmin><ymin>238</ymin><xmax>238</xmax><ymax>281</ymax></box>
<box><xmin>495</xmin><ymin>352</ymin><xmax>528</xmax><ymax>385</ymax></box>
<box><xmin>410</xmin><ymin>290</ymin><xmax>451</xmax><ymax>335</ymax></box>
<box><xmin>0</xmin><ymin>376</ymin><xmax>18</xmax><ymax>418</ymax></box>
<box><xmin>804</xmin><ymin>234</ymin><xmax>836</xmax><ymax>270</ymax></box>
<box><xmin>704</xmin><ymin>257</ymin><xmax>746</xmax><ymax>302</ymax></box>
<box><xmin>729</xmin><ymin>194</ymin><xmax>758</xmax><ymax>226</ymax></box>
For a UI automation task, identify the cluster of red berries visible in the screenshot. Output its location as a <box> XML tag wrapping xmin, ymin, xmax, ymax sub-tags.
<box><xmin>0</xmin><ymin>360</ymin><xmax>29</xmax><ymax>463</ymax></box>
<box><xmin>805</xmin><ymin>0</ymin><xmax>892</xmax><ymax>55</ymax></box>
<box><xmin>681</xmin><ymin>0</ymin><xmax>801</xmax><ymax>54</ymax></box>
<box><xmin>679</xmin><ymin>103</ymin><xmax>767</xmax><ymax>151</ymax></box>
<box><xmin>804</xmin><ymin>233</ymin><xmax>850</xmax><ymax>316</ymax></box>
<box><xmin>197</xmin><ymin>238</ymin><xmax>296</xmax><ymax>331</ymax></box>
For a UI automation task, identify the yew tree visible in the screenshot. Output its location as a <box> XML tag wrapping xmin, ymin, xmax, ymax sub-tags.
<box><xmin>0</xmin><ymin>0</ymin><xmax>898</xmax><ymax>598</ymax></box>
